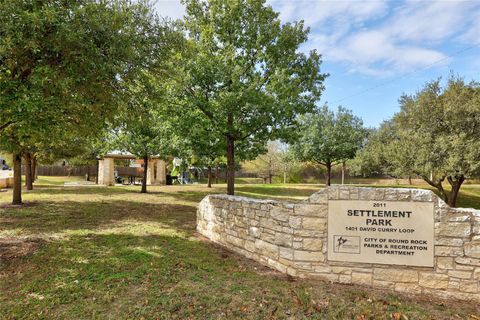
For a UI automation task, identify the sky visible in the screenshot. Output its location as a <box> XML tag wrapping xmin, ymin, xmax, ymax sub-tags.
<box><xmin>153</xmin><ymin>0</ymin><xmax>480</xmax><ymax>127</ymax></box>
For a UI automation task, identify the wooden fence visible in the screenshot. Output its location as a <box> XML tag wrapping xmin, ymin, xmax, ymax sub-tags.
<box><xmin>25</xmin><ymin>166</ymin><xmax>146</xmax><ymax>177</ymax></box>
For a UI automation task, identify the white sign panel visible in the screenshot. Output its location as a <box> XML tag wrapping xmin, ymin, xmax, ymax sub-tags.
<box><xmin>327</xmin><ymin>200</ymin><xmax>434</xmax><ymax>267</ymax></box>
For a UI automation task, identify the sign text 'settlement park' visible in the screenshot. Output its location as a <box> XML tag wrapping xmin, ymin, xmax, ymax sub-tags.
<box><xmin>328</xmin><ymin>200</ymin><xmax>434</xmax><ymax>267</ymax></box>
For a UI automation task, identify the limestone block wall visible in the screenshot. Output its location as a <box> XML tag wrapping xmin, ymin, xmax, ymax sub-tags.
<box><xmin>197</xmin><ymin>186</ymin><xmax>480</xmax><ymax>301</ymax></box>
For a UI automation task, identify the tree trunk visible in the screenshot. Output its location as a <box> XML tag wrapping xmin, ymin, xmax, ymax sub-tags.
<box><xmin>269</xmin><ymin>174</ymin><xmax>272</xmax><ymax>184</ymax></box>
<box><xmin>436</xmin><ymin>183</ymin><xmax>448</xmax><ymax>204</ymax></box>
<box><xmin>447</xmin><ymin>175</ymin><xmax>465</xmax><ymax>207</ymax></box>
<box><xmin>24</xmin><ymin>153</ymin><xmax>33</xmax><ymax>190</ymax></box>
<box><xmin>325</xmin><ymin>162</ymin><xmax>332</xmax><ymax>186</ymax></box>
<box><xmin>141</xmin><ymin>155</ymin><xmax>148</xmax><ymax>193</ymax></box>
<box><xmin>421</xmin><ymin>175</ymin><xmax>448</xmax><ymax>204</ymax></box>
<box><xmin>341</xmin><ymin>161</ymin><xmax>345</xmax><ymax>185</ymax></box>
<box><xmin>226</xmin><ymin>135</ymin><xmax>235</xmax><ymax>195</ymax></box>
<box><xmin>215</xmin><ymin>162</ymin><xmax>219</xmax><ymax>184</ymax></box>
<box><xmin>283</xmin><ymin>164</ymin><xmax>287</xmax><ymax>184</ymax></box>
<box><xmin>207</xmin><ymin>164</ymin><xmax>212</xmax><ymax>188</ymax></box>
<box><xmin>408</xmin><ymin>175</ymin><xmax>412</xmax><ymax>185</ymax></box>
<box><xmin>96</xmin><ymin>160</ymin><xmax>99</xmax><ymax>184</ymax></box>
<box><xmin>32</xmin><ymin>155</ymin><xmax>37</xmax><ymax>182</ymax></box>
<box><xmin>12</xmin><ymin>153</ymin><xmax>22</xmax><ymax>205</ymax></box>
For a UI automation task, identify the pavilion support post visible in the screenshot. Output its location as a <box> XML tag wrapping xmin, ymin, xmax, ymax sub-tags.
<box><xmin>98</xmin><ymin>158</ymin><xmax>114</xmax><ymax>186</ymax></box>
<box><xmin>155</xmin><ymin>160</ymin><xmax>166</xmax><ymax>185</ymax></box>
<box><xmin>146</xmin><ymin>159</ymin><xmax>155</xmax><ymax>185</ymax></box>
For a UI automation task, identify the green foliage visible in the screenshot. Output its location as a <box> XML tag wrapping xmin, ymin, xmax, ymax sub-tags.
<box><xmin>395</xmin><ymin>76</ymin><xmax>480</xmax><ymax>205</ymax></box>
<box><xmin>110</xmin><ymin>16</ymin><xmax>183</xmax><ymax>191</ymax></box>
<box><xmin>173</xmin><ymin>0</ymin><xmax>327</xmax><ymax>194</ymax></box>
<box><xmin>242</xmin><ymin>141</ymin><xmax>296</xmax><ymax>183</ymax></box>
<box><xmin>354</xmin><ymin>76</ymin><xmax>480</xmax><ymax>206</ymax></box>
<box><xmin>293</xmin><ymin>105</ymin><xmax>366</xmax><ymax>184</ymax></box>
<box><xmin>0</xmin><ymin>0</ymin><xmax>155</xmax><ymax>155</ymax></box>
<box><xmin>242</xmin><ymin>141</ymin><xmax>282</xmax><ymax>181</ymax></box>
<box><xmin>178</xmin><ymin>107</ymin><xmax>225</xmax><ymax>168</ymax></box>
<box><xmin>395</xmin><ymin>77</ymin><xmax>480</xmax><ymax>179</ymax></box>
<box><xmin>61</xmin><ymin>134</ymin><xmax>112</xmax><ymax>167</ymax></box>
<box><xmin>113</xmin><ymin>71</ymin><xmax>177</xmax><ymax>160</ymax></box>
<box><xmin>0</xmin><ymin>0</ymin><xmax>164</xmax><ymax>202</ymax></box>
<box><xmin>349</xmin><ymin>124</ymin><xmax>399</xmax><ymax>178</ymax></box>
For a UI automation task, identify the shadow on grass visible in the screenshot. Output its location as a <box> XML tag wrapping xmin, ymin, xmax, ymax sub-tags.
<box><xmin>0</xmin><ymin>232</ymin><xmax>280</xmax><ymax>319</ymax></box>
<box><xmin>2</xmin><ymin>232</ymin><xmax>478</xmax><ymax>320</ymax></box>
<box><xmin>0</xmin><ymin>199</ymin><xmax>197</xmax><ymax>236</ymax></box>
<box><xmin>29</xmin><ymin>185</ymin><xmax>318</xmax><ymax>203</ymax></box>
<box><xmin>30</xmin><ymin>185</ymin><xmax>156</xmax><ymax>195</ymax></box>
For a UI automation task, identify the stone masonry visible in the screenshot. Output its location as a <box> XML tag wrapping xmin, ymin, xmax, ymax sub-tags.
<box><xmin>197</xmin><ymin>186</ymin><xmax>480</xmax><ymax>301</ymax></box>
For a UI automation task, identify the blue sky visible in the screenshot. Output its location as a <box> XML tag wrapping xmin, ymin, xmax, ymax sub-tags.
<box><xmin>154</xmin><ymin>0</ymin><xmax>480</xmax><ymax>127</ymax></box>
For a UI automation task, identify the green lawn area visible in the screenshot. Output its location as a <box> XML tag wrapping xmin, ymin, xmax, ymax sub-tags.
<box><xmin>1</xmin><ymin>177</ymin><xmax>479</xmax><ymax>319</ymax></box>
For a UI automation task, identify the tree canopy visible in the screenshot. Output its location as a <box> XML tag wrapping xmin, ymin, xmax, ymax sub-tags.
<box><xmin>293</xmin><ymin>105</ymin><xmax>366</xmax><ymax>186</ymax></box>
<box><xmin>0</xmin><ymin>0</ymin><xmax>165</xmax><ymax>203</ymax></box>
<box><xmin>354</xmin><ymin>76</ymin><xmax>480</xmax><ymax>206</ymax></box>
<box><xmin>113</xmin><ymin>71</ymin><xmax>179</xmax><ymax>193</ymax></box>
<box><xmin>173</xmin><ymin>0</ymin><xmax>326</xmax><ymax>195</ymax></box>
<box><xmin>242</xmin><ymin>141</ymin><xmax>290</xmax><ymax>184</ymax></box>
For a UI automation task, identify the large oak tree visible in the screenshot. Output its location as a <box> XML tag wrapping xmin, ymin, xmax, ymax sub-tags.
<box><xmin>174</xmin><ymin>0</ymin><xmax>326</xmax><ymax>195</ymax></box>
<box><xmin>394</xmin><ymin>77</ymin><xmax>480</xmax><ymax>207</ymax></box>
<box><xmin>0</xmin><ymin>0</ymin><xmax>160</xmax><ymax>204</ymax></box>
<box><xmin>353</xmin><ymin>76</ymin><xmax>480</xmax><ymax>207</ymax></box>
<box><xmin>293</xmin><ymin>105</ymin><xmax>366</xmax><ymax>186</ymax></box>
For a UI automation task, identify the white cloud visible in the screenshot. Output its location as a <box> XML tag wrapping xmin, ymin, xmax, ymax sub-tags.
<box><xmin>269</xmin><ymin>0</ymin><xmax>387</xmax><ymax>28</ymax></box>
<box><xmin>387</xmin><ymin>1</ymin><xmax>478</xmax><ymax>43</ymax></box>
<box><xmin>461</xmin><ymin>12</ymin><xmax>480</xmax><ymax>43</ymax></box>
<box><xmin>335</xmin><ymin>30</ymin><xmax>448</xmax><ymax>76</ymax></box>
<box><xmin>271</xmin><ymin>0</ymin><xmax>480</xmax><ymax>77</ymax></box>
<box><xmin>152</xmin><ymin>0</ymin><xmax>480</xmax><ymax>77</ymax></box>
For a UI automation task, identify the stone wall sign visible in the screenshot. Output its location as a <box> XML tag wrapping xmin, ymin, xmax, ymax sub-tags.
<box><xmin>328</xmin><ymin>200</ymin><xmax>434</xmax><ymax>267</ymax></box>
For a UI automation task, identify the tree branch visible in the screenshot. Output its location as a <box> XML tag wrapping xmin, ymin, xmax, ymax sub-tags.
<box><xmin>420</xmin><ymin>173</ymin><xmax>448</xmax><ymax>202</ymax></box>
<box><xmin>0</xmin><ymin>121</ymin><xmax>14</xmax><ymax>132</ymax></box>
<box><xmin>238</xmin><ymin>122</ymin><xmax>266</xmax><ymax>141</ymax></box>
<box><xmin>197</xmin><ymin>104</ymin><xmax>215</xmax><ymax>121</ymax></box>
<box><xmin>313</xmin><ymin>159</ymin><xmax>327</xmax><ymax>167</ymax></box>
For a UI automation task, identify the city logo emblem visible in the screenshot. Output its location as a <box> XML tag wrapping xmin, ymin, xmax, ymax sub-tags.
<box><xmin>333</xmin><ymin>235</ymin><xmax>360</xmax><ymax>254</ymax></box>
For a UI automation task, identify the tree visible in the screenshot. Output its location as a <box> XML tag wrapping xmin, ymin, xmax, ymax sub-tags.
<box><xmin>113</xmin><ymin>72</ymin><xmax>177</xmax><ymax>193</ymax></box>
<box><xmin>242</xmin><ymin>141</ymin><xmax>287</xmax><ymax>184</ymax></box>
<box><xmin>349</xmin><ymin>124</ymin><xmax>410</xmax><ymax>179</ymax></box>
<box><xmin>173</xmin><ymin>0</ymin><xmax>326</xmax><ymax>195</ymax></box>
<box><xmin>387</xmin><ymin>77</ymin><xmax>480</xmax><ymax>207</ymax></box>
<box><xmin>293</xmin><ymin>105</ymin><xmax>366</xmax><ymax>186</ymax></box>
<box><xmin>172</xmin><ymin>101</ymin><xmax>226</xmax><ymax>188</ymax></box>
<box><xmin>112</xmin><ymin>14</ymin><xmax>181</xmax><ymax>193</ymax></box>
<box><xmin>0</xmin><ymin>0</ymin><xmax>158</xmax><ymax>204</ymax></box>
<box><xmin>188</xmin><ymin>127</ymin><xmax>225</xmax><ymax>188</ymax></box>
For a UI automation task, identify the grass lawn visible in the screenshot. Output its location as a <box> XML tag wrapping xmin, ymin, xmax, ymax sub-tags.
<box><xmin>1</xmin><ymin>177</ymin><xmax>479</xmax><ymax>319</ymax></box>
